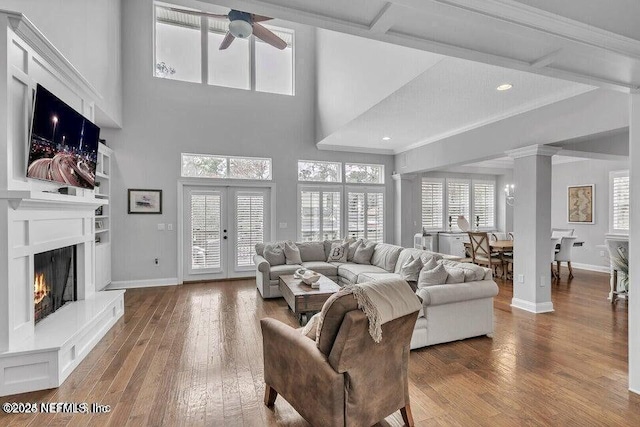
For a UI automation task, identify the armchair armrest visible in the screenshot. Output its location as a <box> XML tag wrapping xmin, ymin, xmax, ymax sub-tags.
<box><xmin>260</xmin><ymin>318</ymin><xmax>344</xmax><ymax>425</ymax></box>
<box><xmin>254</xmin><ymin>254</ymin><xmax>270</xmax><ymax>273</ymax></box>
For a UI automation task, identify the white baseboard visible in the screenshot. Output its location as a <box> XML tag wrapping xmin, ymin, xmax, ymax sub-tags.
<box><xmin>629</xmin><ymin>387</ymin><xmax>640</xmax><ymax>396</ymax></box>
<box><xmin>107</xmin><ymin>277</ymin><xmax>179</xmax><ymax>289</ymax></box>
<box><xmin>511</xmin><ymin>298</ymin><xmax>554</xmax><ymax>314</ymax></box>
<box><xmin>571</xmin><ymin>263</ymin><xmax>610</xmax><ymax>273</ymax></box>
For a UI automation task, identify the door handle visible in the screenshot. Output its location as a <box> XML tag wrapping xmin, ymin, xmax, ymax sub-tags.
<box><xmin>223</xmin><ymin>236</ymin><xmax>228</xmax><ymax>240</ymax></box>
<box><xmin>223</xmin><ymin>229</ymin><xmax>227</xmax><ymax>233</ymax></box>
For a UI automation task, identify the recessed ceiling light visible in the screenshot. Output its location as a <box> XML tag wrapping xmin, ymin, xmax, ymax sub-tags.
<box><xmin>496</xmin><ymin>83</ymin><xmax>513</xmax><ymax>91</ymax></box>
<box><xmin>382</xmin><ymin>136</ymin><xmax>391</xmax><ymax>141</ymax></box>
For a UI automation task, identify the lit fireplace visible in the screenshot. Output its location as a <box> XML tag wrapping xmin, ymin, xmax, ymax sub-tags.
<box><xmin>33</xmin><ymin>246</ymin><xmax>77</xmax><ymax>324</ymax></box>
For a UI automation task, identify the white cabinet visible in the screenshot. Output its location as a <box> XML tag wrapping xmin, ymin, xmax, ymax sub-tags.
<box><xmin>438</xmin><ymin>233</ymin><xmax>469</xmax><ymax>258</ymax></box>
<box><xmin>94</xmin><ymin>143</ymin><xmax>112</xmax><ymax>291</ymax></box>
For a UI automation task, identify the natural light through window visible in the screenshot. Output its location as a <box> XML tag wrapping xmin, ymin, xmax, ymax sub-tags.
<box><xmin>154</xmin><ymin>4</ymin><xmax>294</xmax><ymax>95</ymax></box>
<box><xmin>298</xmin><ymin>160</ymin><xmax>342</xmax><ymax>183</ymax></box>
<box><xmin>345</xmin><ymin>163</ymin><xmax>385</xmax><ymax>184</ymax></box>
<box><xmin>611</xmin><ymin>170</ymin><xmax>629</xmax><ymax>233</ymax></box>
<box><xmin>182</xmin><ymin>153</ymin><xmax>272</xmax><ymax>180</ymax></box>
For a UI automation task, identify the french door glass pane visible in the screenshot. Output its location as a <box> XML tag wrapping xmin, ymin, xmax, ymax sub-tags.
<box><xmin>191</xmin><ymin>193</ymin><xmax>221</xmax><ymax>269</ymax></box>
<box><xmin>236</xmin><ymin>193</ymin><xmax>264</xmax><ymax>267</ymax></box>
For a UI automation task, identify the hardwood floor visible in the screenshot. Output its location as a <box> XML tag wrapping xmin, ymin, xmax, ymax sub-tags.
<box><xmin>2</xmin><ymin>269</ymin><xmax>639</xmax><ymax>426</ymax></box>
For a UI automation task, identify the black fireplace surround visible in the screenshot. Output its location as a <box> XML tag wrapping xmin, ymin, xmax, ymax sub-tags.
<box><xmin>34</xmin><ymin>245</ymin><xmax>77</xmax><ymax>324</ymax></box>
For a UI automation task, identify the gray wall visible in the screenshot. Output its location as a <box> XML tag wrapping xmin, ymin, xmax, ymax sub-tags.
<box><xmin>102</xmin><ymin>0</ymin><xmax>394</xmax><ymax>283</ymax></box>
<box><xmin>551</xmin><ymin>158</ymin><xmax>629</xmax><ymax>268</ymax></box>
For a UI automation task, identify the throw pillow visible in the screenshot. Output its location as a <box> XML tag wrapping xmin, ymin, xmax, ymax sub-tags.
<box><xmin>346</xmin><ymin>238</ymin><xmax>361</xmax><ymax>261</ymax></box>
<box><xmin>284</xmin><ymin>241</ymin><xmax>303</xmax><ymax>265</ymax></box>
<box><xmin>417</xmin><ymin>263</ymin><xmax>448</xmax><ymax>288</ymax></box>
<box><xmin>422</xmin><ymin>256</ymin><xmax>439</xmax><ymax>271</ymax></box>
<box><xmin>300</xmin><ymin>313</ymin><xmax>321</xmax><ymax>340</ymax></box>
<box><xmin>400</xmin><ymin>256</ymin><xmax>423</xmax><ymax>282</ymax></box>
<box><xmin>263</xmin><ymin>244</ymin><xmax>285</xmax><ymax>266</ymax></box>
<box><xmin>444</xmin><ymin>266</ymin><xmax>465</xmax><ymax>284</ymax></box>
<box><xmin>327</xmin><ymin>241</ymin><xmax>349</xmax><ymax>263</ymax></box>
<box><xmin>353</xmin><ymin>241</ymin><xmax>376</xmax><ymax>264</ymax></box>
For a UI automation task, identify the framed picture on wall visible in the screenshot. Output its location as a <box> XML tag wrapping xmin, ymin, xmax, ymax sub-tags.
<box><xmin>567</xmin><ymin>184</ymin><xmax>594</xmax><ymax>224</ymax></box>
<box><xmin>128</xmin><ymin>189</ymin><xmax>163</xmax><ymax>214</ymax></box>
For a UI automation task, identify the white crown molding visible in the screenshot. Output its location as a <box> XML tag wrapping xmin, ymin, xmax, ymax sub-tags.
<box><xmin>316</xmin><ymin>142</ymin><xmax>395</xmax><ymax>155</ymax></box>
<box><xmin>505</xmin><ymin>144</ymin><xmax>560</xmax><ymax>159</ymax></box>
<box><xmin>2</xmin><ymin>10</ymin><xmax>102</xmax><ymax>101</ymax></box>
<box><xmin>394</xmin><ymin>0</ymin><xmax>640</xmax><ymax>60</ymax></box>
<box><xmin>511</xmin><ymin>298</ymin><xmax>554</xmax><ymax>314</ymax></box>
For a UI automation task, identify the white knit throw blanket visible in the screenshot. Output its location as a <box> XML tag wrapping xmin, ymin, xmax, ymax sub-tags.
<box><xmin>343</xmin><ymin>278</ymin><xmax>422</xmax><ymax>343</ymax></box>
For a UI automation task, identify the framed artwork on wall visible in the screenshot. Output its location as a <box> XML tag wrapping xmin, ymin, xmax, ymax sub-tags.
<box><xmin>128</xmin><ymin>189</ymin><xmax>163</xmax><ymax>214</ymax></box>
<box><xmin>567</xmin><ymin>184</ymin><xmax>594</xmax><ymax>224</ymax></box>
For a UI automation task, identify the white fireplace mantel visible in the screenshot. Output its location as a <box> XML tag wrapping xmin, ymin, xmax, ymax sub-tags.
<box><xmin>0</xmin><ymin>190</ymin><xmax>109</xmax><ymax>210</ymax></box>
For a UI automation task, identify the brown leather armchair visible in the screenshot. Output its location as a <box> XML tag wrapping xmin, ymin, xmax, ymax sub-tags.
<box><xmin>261</xmin><ymin>293</ymin><xmax>419</xmax><ymax>427</ymax></box>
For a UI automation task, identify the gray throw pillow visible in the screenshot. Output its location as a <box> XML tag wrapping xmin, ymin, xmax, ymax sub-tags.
<box><xmin>422</xmin><ymin>257</ymin><xmax>438</xmax><ymax>271</ymax></box>
<box><xmin>263</xmin><ymin>244</ymin><xmax>285</xmax><ymax>266</ymax></box>
<box><xmin>284</xmin><ymin>241</ymin><xmax>302</xmax><ymax>265</ymax></box>
<box><xmin>400</xmin><ymin>256</ymin><xmax>423</xmax><ymax>282</ymax></box>
<box><xmin>327</xmin><ymin>241</ymin><xmax>349</xmax><ymax>262</ymax></box>
<box><xmin>444</xmin><ymin>266</ymin><xmax>465</xmax><ymax>284</ymax></box>
<box><xmin>353</xmin><ymin>241</ymin><xmax>376</xmax><ymax>264</ymax></box>
<box><xmin>417</xmin><ymin>263</ymin><xmax>448</xmax><ymax>288</ymax></box>
<box><xmin>346</xmin><ymin>238</ymin><xmax>361</xmax><ymax>261</ymax></box>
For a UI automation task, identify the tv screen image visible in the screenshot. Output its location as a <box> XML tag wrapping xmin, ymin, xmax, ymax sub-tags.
<box><xmin>27</xmin><ymin>84</ymin><xmax>100</xmax><ymax>189</ymax></box>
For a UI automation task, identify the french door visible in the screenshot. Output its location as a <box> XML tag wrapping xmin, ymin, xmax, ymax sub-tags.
<box><xmin>183</xmin><ymin>186</ymin><xmax>270</xmax><ymax>282</ymax></box>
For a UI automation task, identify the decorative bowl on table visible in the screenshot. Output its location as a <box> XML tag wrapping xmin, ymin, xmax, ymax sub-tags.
<box><xmin>302</xmin><ymin>271</ymin><xmax>321</xmax><ymax>288</ymax></box>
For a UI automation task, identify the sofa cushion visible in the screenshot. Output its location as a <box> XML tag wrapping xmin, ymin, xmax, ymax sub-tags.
<box><xmin>296</xmin><ymin>241</ymin><xmax>326</xmax><ymax>262</ymax></box>
<box><xmin>371</xmin><ymin>243</ymin><xmax>404</xmax><ymax>272</ymax></box>
<box><xmin>416</xmin><ymin>281</ymin><xmax>499</xmax><ymax>306</ymax></box>
<box><xmin>346</xmin><ymin>238</ymin><xmax>361</xmax><ymax>261</ymax></box>
<box><xmin>394</xmin><ymin>248</ymin><xmax>443</xmax><ymax>274</ymax></box>
<box><xmin>441</xmin><ymin>260</ymin><xmax>489</xmax><ymax>281</ymax></box>
<box><xmin>264</xmin><ymin>243</ymin><xmax>285</xmax><ymax>266</ymax></box>
<box><xmin>444</xmin><ymin>266</ymin><xmax>465</xmax><ymax>284</ymax></box>
<box><xmin>327</xmin><ymin>241</ymin><xmax>349</xmax><ymax>262</ymax></box>
<box><xmin>400</xmin><ymin>256</ymin><xmax>423</xmax><ymax>282</ymax></box>
<box><xmin>357</xmin><ymin>272</ymin><xmax>403</xmax><ymax>284</ymax></box>
<box><xmin>353</xmin><ymin>241</ymin><xmax>376</xmax><ymax>264</ymax></box>
<box><xmin>269</xmin><ymin>264</ymin><xmax>302</xmax><ymax>280</ymax></box>
<box><xmin>417</xmin><ymin>263</ymin><xmax>448</xmax><ymax>288</ymax></box>
<box><xmin>255</xmin><ymin>242</ymin><xmax>266</xmax><ymax>256</ymax></box>
<box><xmin>284</xmin><ymin>241</ymin><xmax>303</xmax><ymax>265</ymax></box>
<box><xmin>338</xmin><ymin>263</ymin><xmax>388</xmax><ymax>284</ymax></box>
<box><xmin>301</xmin><ymin>261</ymin><xmax>338</xmax><ymax>278</ymax></box>
<box><xmin>324</xmin><ymin>239</ymin><xmax>341</xmax><ymax>259</ymax></box>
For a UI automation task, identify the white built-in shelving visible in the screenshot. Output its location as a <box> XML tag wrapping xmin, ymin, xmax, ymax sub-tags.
<box><xmin>95</xmin><ymin>143</ymin><xmax>112</xmax><ymax>290</ymax></box>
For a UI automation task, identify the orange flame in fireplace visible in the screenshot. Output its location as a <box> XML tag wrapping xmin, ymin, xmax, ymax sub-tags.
<box><xmin>34</xmin><ymin>273</ymin><xmax>48</xmax><ymax>305</ymax></box>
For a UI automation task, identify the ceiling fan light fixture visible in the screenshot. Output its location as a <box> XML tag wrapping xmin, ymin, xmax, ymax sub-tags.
<box><xmin>382</xmin><ymin>136</ymin><xmax>391</xmax><ymax>141</ymax></box>
<box><xmin>229</xmin><ymin>19</ymin><xmax>253</xmax><ymax>38</ymax></box>
<box><xmin>496</xmin><ymin>83</ymin><xmax>513</xmax><ymax>91</ymax></box>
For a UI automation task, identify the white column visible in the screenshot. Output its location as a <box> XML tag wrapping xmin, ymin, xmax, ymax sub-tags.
<box><xmin>392</xmin><ymin>173</ymin><xmax>416</xmax><ymax>247</ymax></box>
<box><xmin>506</xmin><ymin>145</ymin><xmax>559</xmax><ymax>313</ymax></box>
<box><xmin>629</xmin><ymin>91</ymin><xmax>640</xmax><ymax>394</ymax></box>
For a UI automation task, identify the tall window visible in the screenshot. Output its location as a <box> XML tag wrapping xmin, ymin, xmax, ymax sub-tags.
<box><xmin>611</xmin><ymin>170</ymin><xmax>630</xmax><ymax>233</ymax></box>
<box><xmin>181</xmin><ymin>153</ymin><xmax>272</xmax><ymax>180</ymax></box>
<box><xmin>347</xmin><ymin>189</ymin><xmax>384</xmax><ymax>243</ymax></box>
<box><xmin>236</xmin><ymin>192</ymin><xmax>265</xmax><ymax>267</ymax></box>
<box><xmin>155</xmin><ymin>3</ymin><xmax>294</xmax><ymax>95</ymax></box>
<box><xmin>191</xmin><ymin>192</ymin><xmax>221</xmax><ymax>270</ymax></box>
<box><xmin>447</xmin><ymin>180</ymin><xmax>470</xmax><ymax>228</ymax></box>
<box><xmin>421</xmin><ymin>179</ymin><xmax>444</xmax><ymax>230</ymax></box>
<box><xmin>299</xmin><ymin>187</ymin><xmax>341</xmax><ymax>241</ymax></box>
<box><xmin>472</xmin><ymin>180</ymin><xmax>495</xmax><ymax>229</ymax></box>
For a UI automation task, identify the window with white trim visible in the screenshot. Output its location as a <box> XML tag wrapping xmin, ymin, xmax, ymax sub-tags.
<box><xmin>299</xmin><ymin>187</ymin><xmax>341</xmax><ymax>241</ymax></box>
<box><xmin>472</xmin><ymin>180</ymin><xmax>495</xmax><ymax>229</ymax></box>
<box><xmin>347</xmin><ymin>188</ymin><xmax>384</xmax><ymax>243</ymax></box>
<box><xmin>447</xmin><ymin>180</ymin><xmax>470</xmax><ymax>229</ymax></box>
<box><xmin>610</xmin><ymin>170</ymin><xmax>629</xmax><ymax>234</ymax></box>
<box><xmin>155</xmin><ymin>3</ymin><xmax>294</xmax><ymax>95</ymax></box>
<box><xmin>345</xmin><ymin>163</ymin><xmax>385</xmax><ymax>184</ymax></box>
<box><xmin>298</xmin><ymin>160</ymin><xmax>342</xmax><ymax>183</ymax></box>
<box><xmin>421</xmin><ymin>179</ymin><xmax>444</xmax><ymax>230</ymax></box>
<box><xmin>235</xmin><ymin>192</ymin><xmax>265</xmax><ymax>267</ymax></box>
<box><xmin>190</xmin><ymin>192</ymin><xmax>222</xmax><ymax>270</ymax></box>
<box><xmin>181</xmin><ymin>153</ymin><xmax>272</xmax><ymax>180</ymax></box>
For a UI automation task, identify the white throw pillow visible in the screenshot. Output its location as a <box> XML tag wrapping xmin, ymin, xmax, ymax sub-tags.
<box><xmin>417</xmin><ymin>263</ymin><xmax>448</xmax><ymax>288</ymax></box>
<box><xmin>444</xmin><ymin>266</ymin><xmax>465</xmax><ymax>284</ymax></box>
<box><xmin>422</xmin><ymin>257</ymin><xmax>439</xmax><ymax>271</ymax></box>
<box><xmin>263</xmin><ymin>244</ymin><xmax>285</xmax><ymax>266</ymax></box>
<box><xmin>284</xmin><ymin>241</ymin><xmax>303</xmax><ymax>265</ymax></box>
<box><xmin>353</xmin><ymin>241</ymin><xmax>376</xmax><ymax>264</ymax></box>
<box><xmin>400</xmin><ymin>256</ymin><xmax>423</xmax><ymax>282</ymax></box>
<box><xmin>300</xmin><ymin>313</ymin><xmax>321</xmax><ymax>340</ymax></box>
<box><xmin>346</xmin><ymin>238</ymin><xmax>361</xmax><ymax>261</ymax></box>
<box><xmin>327</xmin><ymin>241</ymin><xmax>349</xmax><ymax>263</ymax></box>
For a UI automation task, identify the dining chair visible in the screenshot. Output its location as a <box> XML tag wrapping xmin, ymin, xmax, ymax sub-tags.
<box><xmin>550</xmin><ymin>237</ymin><xmax>560</xmax><ymax>279</ymax></box>
<box><xmin>555</xmin><ymin>236</ymin><xmax>577</xmax><ymax>278</ymax></box>
<box><xmin>605</xmin><ymin>239</ymin><xmax>629</xmax><ymax>304</ymax></box>
<box><xmin>468</xmin><ymin>232</ymin><xmax>504</xmax><ymax>276</ymax></box>
<box><xmin>551</xmin><ymin>228</ymin><xmax>575</xmax><ymax>238</ymax></box>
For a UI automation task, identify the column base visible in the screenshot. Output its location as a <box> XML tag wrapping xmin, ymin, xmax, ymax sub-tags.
<box><xmin>511</xmin><ymin>298</ymin><xmax>554</xmax><ymax>314</ymax></box>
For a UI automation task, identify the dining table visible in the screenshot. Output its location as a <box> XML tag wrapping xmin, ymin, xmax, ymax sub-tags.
<box><xmin>490</xmin><ymin>240</ymin><xmax>514</xmax><ymax>279</ymax></box>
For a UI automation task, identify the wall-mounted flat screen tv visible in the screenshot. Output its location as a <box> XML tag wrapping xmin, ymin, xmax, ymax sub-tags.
<box><xmin>27</xmin><ymin>84</ymin><xmax>100</xmax><ymax>189</ymax></box>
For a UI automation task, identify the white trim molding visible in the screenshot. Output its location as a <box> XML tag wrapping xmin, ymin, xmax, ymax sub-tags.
<box><xmin>506</xmin><ymin>144</ymin><xmax>561</xmax><ymax>159</ymax></box>
<box><xmin>571</xmin><ymin>263</ymin><xmax>610</xmax><ymax>274</ymax></box>
<box><xmin>108</xmin><ymin>277</ymin><xmax>180</xmax><ymax>289</ymax></box>
<box><xmin>511</xmin><ymin>298</ymin><xmax>554</xmax><ymax>314</ymax></box>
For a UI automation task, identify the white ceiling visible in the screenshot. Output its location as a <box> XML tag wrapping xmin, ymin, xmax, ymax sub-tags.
<box><xmin>317</xmin><ymin>55</ymin><xmax>594</xmax><ymax>154</ymax></box>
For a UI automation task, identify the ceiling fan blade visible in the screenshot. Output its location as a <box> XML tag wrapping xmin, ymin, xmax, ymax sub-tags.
<box><xmin>166</xmin><ymin>7</ymin><xmax>228</xmax><ymax>20</ymax></box>
<box><xmin>252</xmin><ymin>23</ymin><xmax>287</xmax><ymax>50</ymax></box>
<box><xmin>251</xmin><ymin>14</ymin><xmax>272</xmax><ymax>22</ymax></box>
<box><xmin>219</xmin><ymin>32</ymin><xmax>235</xmax><ymax>50</ymax></box>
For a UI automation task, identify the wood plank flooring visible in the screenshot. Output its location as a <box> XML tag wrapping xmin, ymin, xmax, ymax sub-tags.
<box><xmin>2</xmin><ymin>269</ymin><xmax>639</xmax><ymax>426</ymax></box>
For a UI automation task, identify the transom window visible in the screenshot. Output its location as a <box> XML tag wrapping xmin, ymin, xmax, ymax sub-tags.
<box><xmin>345</xmin><ymin>163</ymin><xmax>385</xmax><ymax>184</ymax></box>
<box><xmin>155</xmin><ymin>3</ymin><xmax>294</xmax><ymax>95</ymax></box>
<box><xmin>181</xmin><ymin>153</ymin><xmax>272</xmax><ymax>180</ymax></box>
<box><xmin>298</xmin><ymin>160</ymin><xmax>342</xmax><ymax>183</ymax></box>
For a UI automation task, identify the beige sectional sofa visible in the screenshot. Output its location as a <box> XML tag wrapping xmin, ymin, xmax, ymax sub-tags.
<box><xmin>254</xmin><ymin>241</ymin><xmax>499</xmax><ymax>349</ymax></box>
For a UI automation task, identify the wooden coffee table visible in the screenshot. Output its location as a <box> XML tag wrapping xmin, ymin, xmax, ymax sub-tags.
<box><xmin>279</xmin><ymin>274</ymin><xmax>341</xmax><ymax>325</ymax></box>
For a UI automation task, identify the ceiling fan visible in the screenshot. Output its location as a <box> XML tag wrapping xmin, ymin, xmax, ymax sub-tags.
<box><xmin>167</xmin><ymin>7</ymin><xmax>287</xmax><ymax>50</ymax></box>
